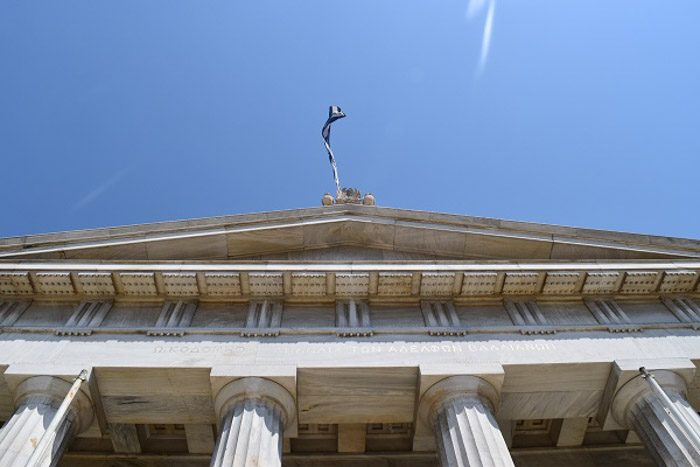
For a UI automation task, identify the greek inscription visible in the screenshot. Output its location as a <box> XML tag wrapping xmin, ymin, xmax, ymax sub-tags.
<box><xmin>153</xmin><ymin>344</ymin><xmax>245</xmax><ymax>356</ymax></box>
<box><xmin>386</xmin><ymin>344</ymin><xmax>464</xmax><ymax>353</ymax></box>
<box><xmin>151</xmin><ymin>341</ymin><xmax>556</xmax><ymax>357</ymax></box>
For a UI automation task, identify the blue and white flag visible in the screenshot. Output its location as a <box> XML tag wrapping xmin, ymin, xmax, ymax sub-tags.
<box><xmin>321</xmin><ymin>105</ymin><xmax>346</xmax><ymax>196</ymax></box>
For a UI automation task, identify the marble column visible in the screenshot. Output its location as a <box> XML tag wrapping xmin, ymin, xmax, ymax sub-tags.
<box><xmin>0</xmin><ymin>376</ymin><xmax>93</xmax><ymax>467</ymax></box>
<box><xmin>210</xmin><ymin>377</ymin><xmax>295</xmax><ymax>467</ymax></box>
<box><xmin>419</xmin><ymin>376</ymin><xmax>514</xmax><ymax>467</ymax></box>
<box><xmin>612</xmin><ymin>370</ymin><xmax>700</xmax><ymax>466</ymax></box>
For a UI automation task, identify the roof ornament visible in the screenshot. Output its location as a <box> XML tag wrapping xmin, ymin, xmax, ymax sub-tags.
<box><xmin>322</xmin><ymin>189</ymin><xmax>375</xmax><ymax>206</ymax></box>
<box><xmin>320</xmin><ymin>106</ymin><xmax>375</xmax><ymax>206</ymax></box>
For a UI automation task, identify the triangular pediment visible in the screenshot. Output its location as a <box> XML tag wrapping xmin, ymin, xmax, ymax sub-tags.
<box><xmin>240</xmin><ymin>245</ymin><xmax>462</xmax><ymax>261</ymax></box>
<box><xmin>1</xmin><ymin>205</ymin><xmax>699</xmax><ymax>262</ymax></box>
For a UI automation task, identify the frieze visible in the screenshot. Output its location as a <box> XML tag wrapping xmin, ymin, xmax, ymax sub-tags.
<box><xmin>0</xmin><ymin>264</ymin><xmax>698</xmax><ymax>300</ymax></box>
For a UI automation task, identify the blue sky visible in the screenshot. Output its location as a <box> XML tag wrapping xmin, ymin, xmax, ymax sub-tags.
<box><xmin>1</xmin><ymin>1</ymin><xmax>698</xmax><ymax>239</ymax></box>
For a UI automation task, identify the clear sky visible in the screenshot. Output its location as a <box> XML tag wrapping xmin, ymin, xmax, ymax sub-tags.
<box><xmin>1</xmin><ymin>1</ymin><xmax>698</xmax><ymax>239</ymax></box>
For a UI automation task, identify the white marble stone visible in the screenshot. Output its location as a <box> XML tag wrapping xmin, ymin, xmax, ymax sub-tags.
<box><xmin>0</xmin><ymin>396</ymin><xmax>73</xmax><ymax>466</ymax></box>
<box><xmin>419</xmin><ymin>376</ymin><xmax>514</xmax><ymax>467</ymax></box>
<box><xmin>1</xmin><ymin>205</ymin><xmax>700</xmax><ymax>465</ymax></box>
<box><xmin>556</xmin><ymin>417</ymin><xmax>589</xmax><ymax>447</ymax></box>
<box><xmin>0</xmin><ymin>301</ymin><xmax>30</xmax><ymax>327</ymax></box>
<box><xmin>335</xmin><ymin>299</ymin><xmax>372</xmax><ymax>337</ymax></box>
<box><xmin>435</xmin><ymin>395</ymin><xmax>514</xmax><ymax>467</ymax></box>
<box><xmin>146</xmin><ymin>301</ymin><xmax>197</xmax><ymax>337</ymax></box>
<box><xmin>210</xmin><ymin>398</ymin><xmax>283</xmax><ymax>467</ymax></box>
<box><xmin>210</xmin><ymin>377</ymin><xmax>295</xmax><ymax>467</ymax></box>
<box><xmin>56</xmin><ymin>301</ymin><xmax>112</xmax><ymax>336</ymax></box>
<box><xmin>0</xmin><ymin>376</ymin><xmax>93</xmax><ymax>467</ymax></box>
<box><xmin>337</xmin><ymin>423</ymin><xmax>366</xmax><ymax>453</ymax></box>
<box><xmin>109</xmin><ymin>423</ymin><xmax>141</xmax><ymax>454</ymax></box>
<box><xmin>612</xmin><ymin>371</ymin><xmax>700</xmax><ymax>466</ymax></box>
<box><xmin>184</xmin><ymin>424</ymin><xmax>215</xmax><ymax>454</ymax></box>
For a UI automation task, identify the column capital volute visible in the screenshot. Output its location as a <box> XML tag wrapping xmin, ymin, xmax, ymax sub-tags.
<box><xmin>213</xmin><ymin>376</ymin><xmax>297</xmax><ymax>432</ymax></box>
<box><xmin>418</xmin><ymin>375</ymin><xmax>500</xmax><ymax>428</ymax></box>
<box><xmin>13</xmin><ymin>375</ymin><xmax>94</xmax><ymax>435</ymax></box>
<box><xmin>611</xmin><ymin>370</ymin><xmax>688</xmax><ymax>428</ymax></box>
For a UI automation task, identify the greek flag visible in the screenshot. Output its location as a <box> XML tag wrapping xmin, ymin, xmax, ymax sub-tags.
<box><xmin>321</xmin><ymin>105</ymin><xmax>346</xmax><ymax>196</ymax></box>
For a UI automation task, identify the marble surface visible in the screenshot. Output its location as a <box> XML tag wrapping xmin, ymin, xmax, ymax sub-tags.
<box><xmin>1</xmin><ymin>205</ymin><xmax>699</xmax><ymax>261</ymax></box>
<box><xmin>0</xmin><ymin>205</ymin><xmax>698</xmax><ymax>465</ymax></box>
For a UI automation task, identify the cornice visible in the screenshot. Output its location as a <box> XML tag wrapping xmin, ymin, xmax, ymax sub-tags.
<box><xmin>1</xmin><ymin>261</ymin><xmax>698</xmax><ymax>300</ymax></box>
<box><xmin>1</xmin><ymin>206</ymin><xmax>699</xmax><ymax>260</ymax></box>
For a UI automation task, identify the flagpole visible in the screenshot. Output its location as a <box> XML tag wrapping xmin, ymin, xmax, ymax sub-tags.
<box><xmin>322</xmin><ymin>139</ymin><xmax>342</xmax><ymax>199</ymax></box>
<box><xmin>321</xmin><ymin>105</ymin><xmax>346</xmax><ymax>200</ymax></box>
<box><xmin>639</xmin><ymin>367</ymin><xmax>700</xmax><ymax>447</ymax></box>
<box><xmin>25</xmin><ymin>370</ymin><xmax>89</xmax><ymax>466</ymax></box>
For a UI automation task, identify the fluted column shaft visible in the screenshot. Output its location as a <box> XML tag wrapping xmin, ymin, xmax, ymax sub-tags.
<box><xmin>434</xmin><ymin>395</ymin><xmax>514</xmax><ymax>467</ymax></box>
<box><xmin>627</xmin><ymin>390</ymin><xmax>700</xmax><ymax>466</ymax></box>
<box><xmin>0</xmin><ymin>375</ymin><xmax>92</xmax><ymax>467</ymax></box>
<box><xmin>0</xmin><ymin>397</ymin><xmax>74</xmax><ymax>467</ymax></box>
<box><xmin>210</xmin><ymin>398</ymin><xmax>283</xmax><ymax>467</ymax></box>
<box><xmin>612</xmin><ymin>370</ymin><xmax>700</xmax><ymax>467</ymax></box>
<box><xmin>418</xmin><ymin>376</ymin><xmax>514</xmax><ymax>467</ymax></box>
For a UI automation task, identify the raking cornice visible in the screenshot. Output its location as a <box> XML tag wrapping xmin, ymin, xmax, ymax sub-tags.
<box><xmin>1</xmin><ymin>205</ymin><xmax>699</xmax><ymax>260</ymax></box>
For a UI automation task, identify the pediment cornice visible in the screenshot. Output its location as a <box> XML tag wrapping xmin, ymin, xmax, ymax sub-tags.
<box><xmin>1</xmin><ymin>205</ymin><xmax>699</xmax><ymax>261</ymax></box>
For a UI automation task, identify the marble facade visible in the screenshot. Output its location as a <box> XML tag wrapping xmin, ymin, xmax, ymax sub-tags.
<box><xmin>0</xmin><ymin>204</ymin><xmax>699</xmax><ymax>466</ymax></box>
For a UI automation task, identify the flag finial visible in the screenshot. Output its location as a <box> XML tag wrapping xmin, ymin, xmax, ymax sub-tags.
<box><xmin>321</xmin><ymin>105</ymin><xmax>346</xmax><ymax>198</ymax></box>
<box><xmin>320</xmin><ymin>106</ymin><xmax>375</xmax><ymax>206</ymax></box>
